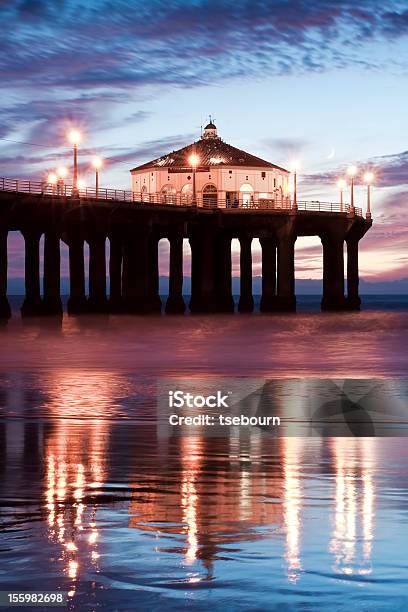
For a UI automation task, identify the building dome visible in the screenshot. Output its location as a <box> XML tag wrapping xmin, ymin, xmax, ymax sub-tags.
<box><xmin>203</xmin><ymin>121</ymin><xmax>218</xmax><ymax>139</ymax></box>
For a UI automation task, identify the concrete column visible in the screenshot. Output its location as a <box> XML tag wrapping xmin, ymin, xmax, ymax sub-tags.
<box><xmin>238</xmin><ymin>236</ymin><xmax>254</xmax><ymax>313</ymax></box>
<box><xmin>189</xmin><ymin>230</ymin><xmax>217</xmax><ymax>313</ymax></box>
<box><xmin>0</xmin><ymin>230</ymin><xmax>11</xmax><ymax>319</ymax></box>
<box><xmin>260</xmin><ymin>237</ymin><xmax>277</xmax><ymax>312</ymax></box>
<box><xmin>21</xmin><ymin>232</ymin><xmax>42</xmax><ymax>316</ymax></box>
<box><xmin>346</xmin><ymin>237</ymin><xmax>361</xmax><ymax>310</ymax></box>
<box><xmin>43</xmin><ymin>232</ymin><xmax>62</xmax><ymax>315</ymax></box>
<box><xmin>122</xmin><ymin>230</ymin><xmax>150</xmax><ymax>313</ymax></box>
<box><xmin>321</xmin><ymin>235</ymin><xmax>346</xmax><ymax>311</ymax></box>
<box><xmin>215</xmin><ymin>233</ymin><xmax>234</xmax><ymax>312</ymax></box>
<box><xmin>275</xmin><ymin>234</ymin><xmax>296</xmax><ymax>311</ymax></box>
<box><xmin>165</xmin><ymin>235</ymin><xmax>185</xmax><ymax>313</ymax></box>
<box><xmin>109</xmin><ymin>234</ymin><xmax>123</xmax><ymax>312</ymax></box>
<box><xmin>148</xmin><ymin>235</ymin><xmax>162</xmax><ymax>313</ymax></box>
<box><xmin>88</xmin><ymin>236</ymin><xmax>107</xmax><ymax>312</ymax></box>
<box><xmin>67</xmin><ymin>239</ymin><xmax>87</xmax><ymax>314</ymax></box>
<box><xmin>189</xmin><ymin>233</ymin><xmax>201</xmax><ymax>312</ymax></box>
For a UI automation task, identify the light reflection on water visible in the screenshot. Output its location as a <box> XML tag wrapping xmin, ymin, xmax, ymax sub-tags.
<box><xmin>0</xmin><ymin>306</ymin><xmax>407</xmax><ymax>610</ymax></box>
<box><xmin>1</xmin><ymin>403</ymin><xmax>408</xmax><ymax>609</ymax></box>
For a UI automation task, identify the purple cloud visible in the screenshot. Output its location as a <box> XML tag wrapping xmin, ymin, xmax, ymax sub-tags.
<box><xmin>303</xmin><ymin>150</ymin><xmax>408</xmax><ymax>189</ymax></box>
<box><xmin>0</xmin><ymin>1</ymin><xmax>407</xmax><ymax>95</ymax></box>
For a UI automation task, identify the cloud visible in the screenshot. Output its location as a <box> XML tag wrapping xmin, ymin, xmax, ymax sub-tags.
<box><xmin>0</xmin><ymin>0</ymin><xmax>407</xmax><ymax>96</ymax></box>
<box><xmin>381</xmin><ymin>8</ymin><xmax>408</xmax><ymax>35</ymax></box>
<box><xmin>262</xmin><ymin>137</ymin><xmax>310</xmax><ymax>157</ymax></box>
<box><xmin>303</xmin><ymin>150</ymin><xmax>408</xmax><ymax>189</ymax></box>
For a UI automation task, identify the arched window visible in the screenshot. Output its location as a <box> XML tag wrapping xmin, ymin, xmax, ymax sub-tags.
<box><xmin>141</xmin><ymin>184</ymin><xmax>148</xmax><ymax>202</ymax></box>
<box><xmin>181</xmin><ymin>183</ymin><xmax>192</xmax><ymax>204</ymax></box>
<box><xmin>161</xmin><ymin>185</ymin><xmax>176</xmax><ymax>204</ymax></box>
<box><xmin>240</xmin><ymin>183</ymin><xmax>254</xmax><ymax>207</ymax></box>
<box><xmin>141</xmin><ymin>185</ymin><xmax>149</xmax><ymax>202</ymax></box>
<box><xmin>202</xmin><ymin>183</ymin><xmax>217</xmax><ymax>208</ymax></box>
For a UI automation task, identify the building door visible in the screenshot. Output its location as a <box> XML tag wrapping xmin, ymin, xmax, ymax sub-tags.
<box><xmin>202</xmin><ymin>184</ymin><xmax>218</xmax><ymax>208</ymax></box>
<box><xmin>240</xmin><ymin>183</ymin><xmax>254</xmax><ymax>207</ymax></box>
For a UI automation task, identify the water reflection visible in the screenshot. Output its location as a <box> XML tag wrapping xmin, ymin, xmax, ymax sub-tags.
<box><xmin>329</xmin><ymin>437</ymin><xmax>375</xmax><ymax>576</ymax></box>
<box><xmin>44</xmin><ymin>418</ymin><xmax>106</xmax><ymax>598</ymax></box>
<box><xmin>0</xmin><ymin>420</ymin><xmax>384</xmax><ymax>588</ymax></box>
<box><xmin>1</xmin><ymin>373</ymin><xmax>407</xmax><ymax>609</ymax></box>
<box><xmin>282</xmin><ymin>437</ymin><xmax>303</xmax><ymax>582</ymax></box>
<box><xmin>181</xmin><ymin>437</ymin><xmax>201</xmax><ymax>566</ymax></box>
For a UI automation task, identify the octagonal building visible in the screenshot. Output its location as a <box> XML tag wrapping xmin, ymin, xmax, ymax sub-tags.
<box><xmin>130</xmin><ymin>122</ymin><xmax>290</xmax><ymax>208</ymax></box>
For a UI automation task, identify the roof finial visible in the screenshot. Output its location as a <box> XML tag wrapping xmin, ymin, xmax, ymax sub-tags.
<box><xmin>203</xmin><ymin>115</ymin><xmax>218</xmax><ymax>139</ymax></box>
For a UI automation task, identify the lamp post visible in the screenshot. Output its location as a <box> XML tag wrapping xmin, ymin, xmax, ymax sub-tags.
<box><xmin>68</xmin><ymin>130</ymin><xmax>82</xmax><ymax>197</ymax></box>
<box><xmin>290</xmin><ymin>160</ymin><xmax>300</xmax><ymax>210</ymax></box>
<box><xmin>363</xmin><ymin>171</ymin><xmax>374</xmax><ymax>220</ymax></box>
<box><xmin>189</xmin><ymin>153</ymin><xmax>200</xmax><ymax>206</ymax></box>
<box><xmin>347</xmin><ymin>165</ymin><xmax>358</xmax><ymax>214</ymax></box>
<box><xmin>337</xmin><ymin>178</ymin><xmax>346</xmax><ymax>212</ymax></box>
<box><xmin>92</xmin><ymin>157</ymin><xmax>102</xmax><ymax>198</ymax></box>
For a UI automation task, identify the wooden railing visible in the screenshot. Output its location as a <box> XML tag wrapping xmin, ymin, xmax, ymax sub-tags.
<box><xmin>0</xmin><ymin>177</ymin><xmax>363</xmax><ymax>216</ymax></box>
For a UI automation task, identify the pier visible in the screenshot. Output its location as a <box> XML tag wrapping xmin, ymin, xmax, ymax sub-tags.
<box><xmin>0</xmin><ymin>177</ymin><xmax>372</xmax><ymax>318</ymax></box>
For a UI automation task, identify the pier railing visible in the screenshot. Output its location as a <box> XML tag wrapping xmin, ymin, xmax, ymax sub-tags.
<box><xmin>0</xmin><ymin>177</ymin><xmax>363</xmax><ymax>216</ymax></box>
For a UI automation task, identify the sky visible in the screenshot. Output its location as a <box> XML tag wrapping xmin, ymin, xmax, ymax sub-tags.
<box><xmin>1</xmin><ymin>0</ymin><xmax>408</xmax><ymax>284</ymax></box>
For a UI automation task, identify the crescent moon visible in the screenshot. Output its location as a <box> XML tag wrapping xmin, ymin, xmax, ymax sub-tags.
<box><xmin>327</xmin><ymin>148</ymin><xmax>335</xmax><ymax>160</ymax></box>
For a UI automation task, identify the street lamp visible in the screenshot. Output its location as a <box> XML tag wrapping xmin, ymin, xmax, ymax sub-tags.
<box><xmin>290</xmin><ymin>160</ymin><xmax>300</xmax><ymax>210</ymax></box>
<box><xmin>347</xmin><ymin>165</ymin><xmax>358</xmax><ymax>213</ymax></box>
<box><xmin>68</xmin><ymin>130</ymin><xmax>82</xmax><ymax>197</ymax></box>
<box><xmin>337</xmin><ymin>178</ymin><xmax>346</xmax><ymax>212</ymax></box>
<box><xmin>363</xmin><ymin>171</ymin><xmax>374</xmax><ymax>219</ymax></box>
<box><xmin>189</xmin><ymin>152</ymin><xmax>200</xmax><ymax>206</ymax></box>
<box><xmin>92</xmin><ymin>157</ymin><xmax>102</xmax><ymax>198</ymax></box>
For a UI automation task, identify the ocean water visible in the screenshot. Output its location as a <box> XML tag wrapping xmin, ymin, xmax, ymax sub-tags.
<box><xmin>0</xmin><ymin>297</ymin><xmax>407</xmax><ymax>610</ymax></box>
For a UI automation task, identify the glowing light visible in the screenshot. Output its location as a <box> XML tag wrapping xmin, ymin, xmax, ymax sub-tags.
<box><xmin>180</xmin><ymin>437</ymin><xmax>202</xmax><ymax>564</ymax></box>
<box><xmin>68</xmin><ymin>130</ymin><xmax>81</xmax><ymax>145</ymax></box>
<box><xmin>92</xmin><ymin>157</ymin><xmax>102</xmax><ymax>169</ymax></box>
<box><xmin>283</xmin><ymin>438</ymin><xmax>303</xmax><ymax>582</ymax></box>
<box><xmin>290</xmin><ymin>159</ymin><xmax>301</xmax><ymax>172</ymax></box>
<box><xmin>337</xmin><ymin>179</ymin><xmax>346</xmax><ymax>189</ymax></box>
<box><xmin>364</xmin><ymin>171</ymin><xmax>375</xmax><ymax>184</ymax></box>
<box><xmin>66</xmin><ymin>541</ymin><xmax>77</xmax><ymax>552</ymax></box>
<box><xmin>57</xmin><ymin>166</ymin><xmax>68</xmax><ymax>179</ymax></box>
<box><xmin>189</xmin><ymin>153</ymin><xmax>200</xmax><ymax>167</ymax></box>
<box><xmin>48</xmin><ymin>173</ymin><xmax>57</xmax><ymax>185</ymax></box>
<box><xmin>68</xmin><ymin>560</ymin><xmax>78</xmax><ymax>579</ymax></box>
<box><xmin>347</xmin><ymin>165</ymin><xmax>358</xmax><ymax>177</ymax></box>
